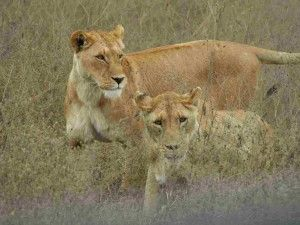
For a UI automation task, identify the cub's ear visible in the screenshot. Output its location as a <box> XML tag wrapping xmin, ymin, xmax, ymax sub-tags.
<box><xmin>134</xmin><ymin>91</ymin><xmax>153</xmax><ymax>112</ymax></box>
<box><xmin>70</xmin><ymin>31</ymin><xmax>95</xmax><ymax>53</ymax></box>
<box><xmin>112</xmin><ymin>24</ymin><xmax>124</xmax><ymax>39</ymax></box>
<box><xmin>184</xmin><ymin>87</ymin><xmax>202</xmax><ymax>106</ymax></box>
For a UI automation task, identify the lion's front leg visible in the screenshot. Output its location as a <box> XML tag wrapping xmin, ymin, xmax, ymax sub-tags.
<box><xmin>66</xmin><ymin>104</ymin><xmax>94</xmax><ymax>148</ymax></box>
<box><xmin>144</xmin><ymin>160</ymin><xmax>167</xmax><ymax>215</ymax></box>
<box><xmin>144</xmin><ymin>163</ymin><xmax>160</xmax><ymax>215</ymax></box>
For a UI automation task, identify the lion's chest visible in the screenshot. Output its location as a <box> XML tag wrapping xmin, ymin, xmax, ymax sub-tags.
<box><xmin>153</xmin><ymin>158</ymin><xmax>188</xmax><ymax>185</ymax></box>
<box><xmin>88</xmin><ymin>105</ymin><xmax>110</xmax><ymax>135</ymax></box>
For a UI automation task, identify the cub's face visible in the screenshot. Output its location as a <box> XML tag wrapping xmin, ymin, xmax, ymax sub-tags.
<box><xmin>70</xmin><ymin>25</ymin><xmax>126</xmax><ymax>99</ymax></box>
<box><xmin>135</xmin><ymin>88</ymin><xmax>201</xmax><ymax>164</ymax></box>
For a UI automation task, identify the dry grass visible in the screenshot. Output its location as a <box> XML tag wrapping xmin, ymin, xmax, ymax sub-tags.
<box><xmin>0</xmin><ymin>0</ymin><xmax>299</xmax><ymax>223</ymax></box>
<box><xmin>0</xmin><ymin>169</ymin><xmax>299</xmax><ymax>225</ymax></box>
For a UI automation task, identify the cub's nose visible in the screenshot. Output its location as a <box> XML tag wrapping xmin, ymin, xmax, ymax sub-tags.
<box><xmin>165</xmin><ymin>145</ymin><xmax>179</xmax><ymax>150</ymax></box>
<box><xmin>111</xmin><ymin>76</ymin><xmax>124</xmax><ymax>85</ymax></box>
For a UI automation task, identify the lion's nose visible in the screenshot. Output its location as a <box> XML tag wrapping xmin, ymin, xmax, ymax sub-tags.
<box><xmin>111</xmin><ymin>76</ymin><xmax>124</xmax><ymax>84</ymax></box>
<box><xmin>165</xmin><ymin>145</ymin><xmax>179</xmax><ymax>150</ymax></box>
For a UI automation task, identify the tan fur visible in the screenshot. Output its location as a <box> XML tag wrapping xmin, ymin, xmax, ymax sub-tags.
<box><xmin>134</xmin><ymin>90</ymin><xmax>200</xmax><ymax>214</ymax></box>
<box><xmin>135</xmin><ymin>88</ymin><xmax>273</xmax><ymax>214</ymax></box>
<box><xmin>64</xmin><ymin>25</ymin><xmax>127</xmax><ymax>146</ymax></box>
<box><xmin>64</xmin><ymin>25</ymin><xmax>297</xmax><ymax>146</ymax></box>
<box><xmin>125</xmin><ymin>40</ymin><xmax>300</xmax><ymax>110</ymax></box>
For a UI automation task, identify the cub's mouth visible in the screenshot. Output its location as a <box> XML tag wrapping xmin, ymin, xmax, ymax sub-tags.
<box><xmin>164</xmin><ymin>153</ymin><xmax>185</xmax><ymax>163</ymax></box>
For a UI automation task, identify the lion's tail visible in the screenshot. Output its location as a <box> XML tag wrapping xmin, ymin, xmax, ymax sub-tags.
<box><xmin>252</xmin><ymin>47</ymin><xmax>300</xmax><ymax>65</ymax></box>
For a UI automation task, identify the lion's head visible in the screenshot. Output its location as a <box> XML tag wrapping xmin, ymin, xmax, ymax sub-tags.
<box><xmin>135</xmin><ymin>87</ymin><xmax>201</xmax><ymax>165</ymax></box>
<box><xmin>70</xmin><ymin>25</ymin><xmax>126</xmax><ymax>98</ymax></box>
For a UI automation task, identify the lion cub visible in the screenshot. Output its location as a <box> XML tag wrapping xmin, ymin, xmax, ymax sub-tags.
<box><xmin>134</xmin><ymin>87</ymin><xmax>201</xmax><ymax>214</ymax></box>
<box><xmin>134</xmin><ymin>87</ymin><xmax>272</xmax><ymax>214</ymax></box>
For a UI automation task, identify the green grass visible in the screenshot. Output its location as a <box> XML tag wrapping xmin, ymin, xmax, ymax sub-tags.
<box><xmin>0</xmin><ymin>0</ymin><xmax>299</xmax><ymax>223</ymax></box>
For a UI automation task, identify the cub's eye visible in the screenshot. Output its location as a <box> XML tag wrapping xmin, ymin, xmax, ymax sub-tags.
<box><xmin>95</xmin><ymin>54</ymin><xmax>107</xmax><ymax>63</ymax></box>
<box><xmin>118</xmin><ymin>53</ymin><xmax>124</xmax><ymax>59</ymax></box>
<box><xmin>179</xmin><ymin>116</ymin><xmax>187</xmax><ymax>123</ymax></box>
<box><xmin>153</xmin><ymin>120</ymin><xmax>162</xmax><ymax>126</ymax></box>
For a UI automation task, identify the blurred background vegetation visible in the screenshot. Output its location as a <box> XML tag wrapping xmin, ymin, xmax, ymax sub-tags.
<box><xmin>0</xmin><ymin>0</ymin><xmax>299</xmax><ymax>224</ymax></box>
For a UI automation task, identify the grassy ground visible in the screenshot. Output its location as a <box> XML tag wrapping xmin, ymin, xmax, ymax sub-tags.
<box><xmin>0</xmin><ymin>169</ymin><xmax>299</xmax><ymax>225</ymax></box>
<box><xmin>0</xmin><ymin>0</ymin><xmax>299</xmax><ymax>224</ymax></box>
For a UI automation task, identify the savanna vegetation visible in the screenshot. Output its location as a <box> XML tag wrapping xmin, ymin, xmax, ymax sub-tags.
<box><xmin>0</xmin><ymin>0</ymin><xmax>299</xmax><ymax>224</ymax></box>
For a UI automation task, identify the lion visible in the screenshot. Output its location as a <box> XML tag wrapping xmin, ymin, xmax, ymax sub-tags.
<box><xmin>64</xmin><ymin>24</ymin><xmax>299</xmax><ymax>147</ymax></box>
<box><xmin>64</xmin><ymin>25</ymin><xmax>127</xmax><ymax>147</ymax></box>
<box><xmin>134</xmin><ymin>87</ymin><xmax>273</xmax><ymax>214</ymax></box>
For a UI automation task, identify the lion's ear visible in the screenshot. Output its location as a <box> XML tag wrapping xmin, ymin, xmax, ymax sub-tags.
<box><xmin>184</xmin><ymin>87</ymin><xmax>202</xmax><ymax>106</ymax></box>
<box><xmin>112</xmin><ymin>24</ymin><xmax>124</xmax><ymax>39</ymax></box>
<box><xmin>70</xmin><ymin>31</ymin><xmax>95</xmax><ymax>53</ymax></box>
<box><xmin>134</xmin><ymin>91</ymin><xmax>153</xmax><ymax>112</ymax></box>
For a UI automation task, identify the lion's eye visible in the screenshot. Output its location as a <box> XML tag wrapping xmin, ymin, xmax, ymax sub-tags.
<box><xmin>95</xmin><ymin>54</ymin><xmax>107</xmax><ymax>63</ymax></box>
<box><xmin>118</xmin><ymin>53</ymin><xmax>124</xmax><ymax>59</ymax></box>
<box><xmin>179</xmin><ymin>117</ymin><xmax>187</xmax><ymax>123</ymax></box>
<box><xmin>153</xmin><ymin>120</ymin><xmax>162</xmax><ymax>126</ymax></box>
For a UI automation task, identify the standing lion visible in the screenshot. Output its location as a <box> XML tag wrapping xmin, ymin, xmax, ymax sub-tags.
<box><xmin>64</xmin><ymin>25</ymin><xmax>299</xmax><ymax>147</ymax></box>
